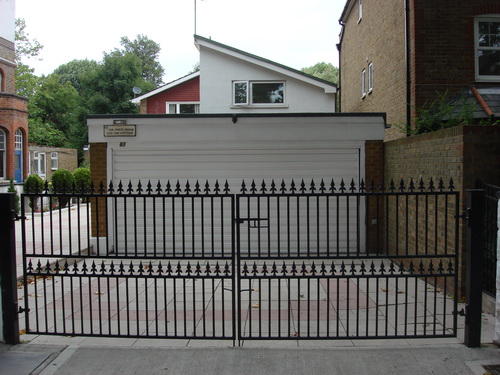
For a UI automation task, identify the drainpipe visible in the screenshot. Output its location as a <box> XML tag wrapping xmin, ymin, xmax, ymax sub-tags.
<box><xmin>337</xmin><ymin>20</ymin><xmax>345</xmax><ymax>113</ymax></box>
<box><xmin>405</xmin><ymin>0</ymin><xmax>411</xmax><ymax>136</ymax></box>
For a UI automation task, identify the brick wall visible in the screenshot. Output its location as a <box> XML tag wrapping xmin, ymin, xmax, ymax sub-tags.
<box><xmin>364</xmin><ymin>140</ymin><xmax>384</xmax><ymax>252</ymax></box>
<box><xmin>340</xmin><ymin>0</ymin><xmax>407</xmax><ymax>139</ymax></box>
<box><xmin>0</xmin><ymin>38</ymin><xmax>15</xmax><ymax>93</ymax></box>
<box><xmin>28</xmin><ymin>146</ymin><xmax>78</xmax><ymax>181</ymax></box>
<box><xmin>384</xmin><ymin>125</ymin><xmax>500</xmax><ymax>294</ymax></box>
<box><xmin>144</xmin><ymin>76</ymin><xmax>200</xmax><ymax>114</ymax></box>
<box><xmin>89</xmin><ymin>143</ymin><xmax>107</xmax><ymax>237</ymax></box>
<box><xmin>0</xmin><ymin>94</ymin><xmax>29</xmax><ymax>182</ymax></box>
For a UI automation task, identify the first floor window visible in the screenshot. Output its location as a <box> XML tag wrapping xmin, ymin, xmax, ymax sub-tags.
<box><xmin>167</xmin><ymin>103</ymin><xmax>200</xmax><ymax>114</ymax></box>
<box><xmin>232</xmin><ymin>81</ymin><xmax>285</xmax><ymax>106</ymax></box>
<box><xmin>475</xmin><ymin>17</ymin><xmax>500</xmax><ymax>81</ymax></box>
<box><xmin>51</xmin><ymin>152</ymin><xmax>58</xmax><ymax>170</ymax></box>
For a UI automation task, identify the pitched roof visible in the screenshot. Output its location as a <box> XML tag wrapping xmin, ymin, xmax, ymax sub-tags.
<box><xmin>131</xmin><ymin>71</ymin><xmax>200</xmax><ymax>104</ymax></box>
<box><xmin>194</xmin><ymin>35</ymin><xmax>337</xmax><ymax>94</ymax></box>
<box><xmin>448</xmin><ymin>87</ymin><xmax>500</xmax><ymax>119</ymax></box>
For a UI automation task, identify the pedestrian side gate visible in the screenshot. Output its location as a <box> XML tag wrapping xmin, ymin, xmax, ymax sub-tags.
<box><xmin>19</xmin><ymin>178</ymin><xmax>460</xmax><ymax>343</ymax></box>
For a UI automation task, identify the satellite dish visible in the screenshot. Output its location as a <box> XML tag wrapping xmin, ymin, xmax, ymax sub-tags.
<box><xmin>132</xmin><ymin>87</ymin><xmax>142</xmax><ymax>95</ymax></box>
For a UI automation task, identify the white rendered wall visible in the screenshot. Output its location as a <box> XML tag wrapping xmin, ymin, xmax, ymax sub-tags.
<box><xmin>0</xmin><ymin>0</ymin><xmax>15</xmax><ymax>42</ymax></box>
<box><xmin>199</xmin><ymin>47</ymin><xmax>336</xmax><ymax>114</ymax></box>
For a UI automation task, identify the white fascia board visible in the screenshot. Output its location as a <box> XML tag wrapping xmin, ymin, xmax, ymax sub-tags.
<box><xmin>131</xmin><ymin>71</ymin><xmax>200</xmax><ymax>104</ymax></box>
<box><xmin>195</xmin><ymin>36</ymin><xmax>337</xmax><ymax>94</ymax></box>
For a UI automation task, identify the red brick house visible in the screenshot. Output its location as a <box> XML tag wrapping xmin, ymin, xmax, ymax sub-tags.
<box><xmin>132</xmin><ymin>72</ymin><xmax>200</xmax><ymax>114</ymax></box>
<box><xmin>338</xmin><ymin>0</ymin><xmax>500</xmax><ymax>140</ymax></box>
<box><xmin>0</xmin><ymin>0</ymin><xmax>29</xmax><ymax>183</ymax></box>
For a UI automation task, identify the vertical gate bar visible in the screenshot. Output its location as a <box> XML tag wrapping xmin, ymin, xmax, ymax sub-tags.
<box><xmin>201</xmin><ymin>277</ymin><xmax>206</xmax><ymax>337</ymax></box>
<box><xmin>326</xmin><ymin>196</ymin><xmax>330</xmax><ymax>256</ymax></box>
<box><xmin>123</xmin><ymin>197</ymin><xmax>127</xmax><ymax>256</ymax></box>
<box><xmin>171</xmin><ymin>197</ymin><xmax>176</xmax><ymax>257</ymax></box>
<box><xmin>415</xmin><ymin>195</ymin><xmax>419</xmax><ymax>256</ymax></box>
<box><xmin>394</xmin><ymin>275</ymin><xmax>399</xmax><ymax>336</ymax></box>
<box><xmin>346</xmin><ymin>195</ymin><xmax>350</xmax><ymax>255</ymax></box>
<box><xmin>405</xmin><ymin>195</ymin><xmax>409</xmax><ymax>256</ymax></box>
<box><xmin>145</xmin><ymin>274</ymin><xmax>150</xmax><ymax>337</ymax></box>
<box><xmin>356</xmin><ymin>194</ymin><xmax>360</xmax><ymax>256</ymax></box>
<box><xmin>143</xmin><ymin>196</ymin><xmax>148</xmax><ymax>256</ymax></box>
<box><xmin>135</xmin><ymin>276</ymin><xmax>140</xmax><ymax>336</ymax></box>
<box><xmin>257</xmin><ymin>196</ymin><xmax>262</xmax><ymax>257</ymax></box>
<box><xmin>191</xmin><ymin>196</ymin><xmax>195</xmax><ymax>257</ymax></box>
<box><xmin>153</xmin><ymin>196</ymin><xmax>157</xmax><ymax>257</ymax></box>
<box><xmin>181</xmin><ymin>197</ymin><xmax>186</xmax><ymax>258</ymax></box>
<box><xmin>306</xmin><ymin>196</ymin><xmax>310</xmax><ymax>258</ymax></box>
<box><xmin>464</xmin><ymin>189</ymin><xmax>484</xmax><ymax>348</ymax></box>
<box><xmin>433</xmin><ymin>274</ymin><xmax>438</xmax><ymax>335</ymax></box>
<box><xmin>287</xmin><ymin>196</ymin><xmax>291</xmax><ymax>258</ymax></box>
<box><xmin>425</xmin><ymin>195</ymin><xmax>429</xmax><ymax>255</ymax></box>
<box><xmin>384</xmin><ymin>195</ymin><xmax>389</xmax><ymax>256</ymax></box>
<box><xmin>423</xmin><ymin>275</ymin><xmax>428</xmax><ymax>336</ymax></box>
<box><xmin>98</xmin><ymin>276</ymin><xmax>103</xmax><ymax>335</ymax></box>
<box><xmin>346</xmin><ymin>275</ymin><xmax>350</xmax><ymax>336</ymax></box>
<box><xmin>395</xmin><ymin>195</ymin><xmax>399</xmax><ymax>256</ymax></box>
<box><xmin>0</xmin><ymin>193</ymin><xmax>19</xmax><ymax>344</ymax></box>
<box><xmin>453</xmin><ymin>192</ymin><xmax>459</xmax><ymax>337</ymax></box>
<box><xmin>404</xmin><ymin>275</ymin><xmax>408</xmax><ymax>336</ymax></box>
<box><xmin>134</xmin><ymin>197</ymin><xmax>138</xmax><ymax>257</ymax></box>
<box><xmin>107</xmin><ymin>275</ymin><xmax>112</xmax><ymax>335</ymax></box>
<box><xmin>67</xmin><ymin>196</ymin><xmax>73</xmax><ymax>255</ymax></box>
<box><xmin>162</xmin><ymin>197</ymin><xmax>166</xmax><ymax>257</ymax></box>
<box><xmin>365</xmin><ymin>276</ymin><xmax>369</xmax><ymax>337</ymax></box>
<box><xmin>434</xmin><ymin>194</ymin><xmax>439</xmax><ymax>255</ymax></box>
<box><xmin>356</xmin><ymin>274</ymin><xmax>360</xmax><ymax>336</ymax></box>
<box><xmin>201</xmin><ymin>197</ymin><xmax>205</xmax><ymax>258</ymax></box>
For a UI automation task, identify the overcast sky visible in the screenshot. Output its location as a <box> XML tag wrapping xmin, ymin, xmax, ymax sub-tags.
<box><xmin>16</xmin><ymin>0</ymin><xmax>345</xmax><ymax>83</ymax></box>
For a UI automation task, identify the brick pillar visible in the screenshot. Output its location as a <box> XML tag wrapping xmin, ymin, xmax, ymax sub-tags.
<box><xmin>365</xmin><ymin>141</ymin><xmax>385</xmax><ymax>253</ymax></box>
<box><xmin>89</xmin><ymin>143</ymin><xmax>107</xmax><ymax>238</ymax></box>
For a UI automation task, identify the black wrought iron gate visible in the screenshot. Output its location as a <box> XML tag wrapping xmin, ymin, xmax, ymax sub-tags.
<box><xmin>20</xmin><ymin>179</ymin><xmax>460</xmax><ymax>342</ymax></box>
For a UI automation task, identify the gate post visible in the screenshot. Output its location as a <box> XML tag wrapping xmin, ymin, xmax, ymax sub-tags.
<box><xmin>0</xmin><ymin>193</ymin><xmax>20</xmax><ymax>345</ymax></box>
<box><xmin>464</xmin><ymin>189</ymin><xmax>484</xmax><ymax>348</ymax></box>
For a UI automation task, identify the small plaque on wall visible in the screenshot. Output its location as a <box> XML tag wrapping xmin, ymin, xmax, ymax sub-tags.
<box><xmin>104</xmin><ymin>125</ymin><xmax>136</xmax><ymax>137</ymax></box>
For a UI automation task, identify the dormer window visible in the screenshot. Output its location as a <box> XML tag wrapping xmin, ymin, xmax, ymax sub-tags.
<box><xmin>233</xmin><ymin>81</ymin><xmax>285</xmax><ymax>106</ymax></box>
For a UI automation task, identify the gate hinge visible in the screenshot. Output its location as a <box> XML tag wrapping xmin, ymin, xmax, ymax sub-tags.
<box><xmin>18</xmin><ymin>306</ymin><xmax>30</xmax><ymax>314</ymax></box>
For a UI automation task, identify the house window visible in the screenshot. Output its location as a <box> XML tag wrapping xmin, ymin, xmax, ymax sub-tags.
<box><xmin>358</xmin><ymin>0</ymin><xmax>362</xmax><ymax>22</ymax></box>
<box><xmin>33</xmin><ymin>152</ymin><xmax>46</xmax><ymax>179</ymax></box>
<box><xmin>361</xmin><ymin>69</ymin><xmax>366</xmax><ymax>98</ymax></box>
<box><xmin>0</xmin><ymin>130</ymin><xmax>5</xmax><ymax>179</ymax></box>
<box><xmin>475</xmin><ymin>17</ymin><xmax>500</xmax><ymax>81</ymax></box>
<box><xmin>167</xmin><ymin>103</ymin><xmax>200</xmax><ymax>114</ymax></box>
<box><xmin>0</xmin><ymin>70</ymin><xmax>3</xmax><ymax>92</ymax></box>
<box><xmin>232</xmin><ymin>81</ymin><xmax>285</xmax><ymax>106</ymax></box>
<box><xmin>368</xmin><ymin>63</ymin><xmax>373</xmax><ymax>92</ymax></box>
<box><xmin>51</xmin><ymin>152</ymin><xmax>58</xmax><ymax>170</ymax></box>
<box><xmin>15</xmin><ymin>129</ymin><xmax>22</xmax><ymax>150</ymax></box>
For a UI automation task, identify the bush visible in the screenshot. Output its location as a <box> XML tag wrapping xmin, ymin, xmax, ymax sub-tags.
<box><xmin>24</xmin><ymin>174</ymin><xmax>45</xmax><ymax>193</ymax></box>
<box><xmin>51</xmin><ymin>169</ymin><xmax>74</xmax><ymax>192</ymax></box>
<box><xmin>8</xmin><ymin>178</ymin><xmax>20</xmax><ymax>214</ymax></box>
<box><xmin>24</xmin><ymin>174</ymin><xmax>45</xmax><ymax>211</ymax></box>
<box><xmin>73</xmin><ymin>167</ymin><xmax>91</xmax><ymax>192</ymax></box>
<box><xmin>51</xmin><ymin>169</ymin><xmax>74</xmax><ymax>208</ymax></box>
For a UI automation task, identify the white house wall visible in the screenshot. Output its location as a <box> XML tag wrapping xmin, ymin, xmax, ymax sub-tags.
<box><xmin>199</xmin><ymin>46</ymin><xmax>336</xmax><ymax>113</ymax></box>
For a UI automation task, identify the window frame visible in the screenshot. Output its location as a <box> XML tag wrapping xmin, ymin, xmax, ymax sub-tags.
<box><xmin>33</xmin><ymin>151</ymin><xmax>46</xmax><ymax>179</ymax></box>
<box><xmin>51</xmin><ymin>152</ymin><xmax>58</xmax><ymax>170</ymax></box>
<box><xmin>232</xmin><ymin>80</ymin><xmax>286</xmax><ymax>107</ymax></box>
<box><xmin>166</xmin><ymin>102</ymin><xmax>200</xmax><ymax>114</ymax></box>
<box><xmin>361</xmin><ymin>69</ymin><xmax>367</xmax><ymax>98</ymax></box>
<box><xmin>368</xmin><ymin>63</ymin><xmax>373</xmax><ymax>93</ymax></box>
<box><xmin>474</xmin><ymin>16</ymin><xmax>500</xmax><ymax>82</ymax></box>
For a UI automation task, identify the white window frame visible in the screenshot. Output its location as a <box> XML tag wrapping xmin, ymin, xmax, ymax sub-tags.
<box><xmin>15</xmin><ymin>129</ymin><xmax>22</xmax><ymax>150</ymax></box>
<box><xmin>358</xmin><ymin>0</ymin><xmax>362</xmax><ymax>23</ymax></box>
<box><xmin>361</xmin><ymin>69</ymin><xmax>367</xmax><ymax>98</ymax></box>
<box><xmin>368</xmin><ymin>63</ymin><xmax>373</xmax><ymax>93</ymax></box>
<box><xmin>167</xmin><ymin>102</ymin><xmax>200</xmax><ymax>114</ymax></box>
<box><xmin>232</xmin><ymin>81</ymin><xmax>286</xmax><ymax>107</ymax></box>
<box><xmin>474</xmin><ymin>16</ymin><xmax>500</xmax><ymax>82</ymax></box>
<box><xmin>33</xmin><ymin>152</ymin><xmax>46</xmax><ymax>179</ymax></box>
<box><xmin>51</xmin><ymin>152</ymin><xmax>58</xmax><ymax>170</ymax></box>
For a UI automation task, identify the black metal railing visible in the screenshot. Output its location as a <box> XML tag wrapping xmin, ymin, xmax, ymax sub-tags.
<box><xmin>19</xmin><ymin>178</ymin><xmax>460</xmax><ymax>342</ymax></box>
<box><xmin>476</xmin><ymin>180</ymin><xmax>499</xmax><ymax>296</ymax></box>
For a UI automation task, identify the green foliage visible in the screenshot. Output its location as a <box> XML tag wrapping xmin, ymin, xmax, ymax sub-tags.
<box><xmin>8</xmin><ymin>179</ymin><xmax>20</xmax><ymax>214</ymax></box>
<box><xmin>53</xmin><ymin>59</ymin><xmax>99</xmax><ymax>93</ymax></box>
<box><xmin>301</xmin><ymin>62</ymin><xmax>338</xmax><ymax>84</ymax></box>
<box><xmin>15</xmin><ymin>18</ymin><xmax>43</xmax><ymax>64</ymax></box>
<box><xmin>28</xmin><ymin>120</ymin><xmax>67</xmax><ymax>147</ymax></box>
<box><xmin>412</xmin><ymin>92</ymin><xmax>476</xmax><ymax>135</ymax></box>
<box><xmin>51</xmin><ymin>169</ymin><xmax>74</xmax><ymax>192</ymax></box>
<box><xmin>24</xmin><ymin>174</ymin><xmax>45</xmax><ymax>193</ymax></box>
<box><xmin>73</xmin><ymin>167</ymin><xmax>91</xmax><ymax>192</ymax></box>
<box><xmin>117</xmin><ymin>34</ymin><xmax>164</xmax><ymax>86</ymax></box>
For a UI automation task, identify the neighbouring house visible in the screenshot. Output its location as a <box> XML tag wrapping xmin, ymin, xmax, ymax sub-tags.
<box><xmin>132</xmin><ymin>35</ymin><xmax>337</xmax><ymax>114</ymax></box>
<box><xmin>0</xmin><ymin>0</ymin><xmax>29</xmax><ymax>185</ymax></box>
<box><xmin>338</xmin><ymin>0</ymin><xmax>500</xmax><ymax>140</ymax></box>
<box><xmin>28</xmin><ymin>145</ymin><xmax>78</xmax><ymax>181</ymax></box>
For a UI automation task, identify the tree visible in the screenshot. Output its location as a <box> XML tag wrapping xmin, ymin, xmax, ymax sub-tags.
<box><xmin>53</xmin><ymin>59</ymin><xmax>99</xmax><ymax>93</ymax></box>
<box><xmin>301</xmin><ymin>62</ymin><xmax>338</xmax><ymax>84</ymax></box>
<box><xmin>15</xmin><ymin>18</ymin><xmax>43</xmax><ymax>98</ymax></box>
<box><xmin>82</xmin><ymin>52</ymin><xmax>152</xmax><ymax>114</ymax></box>
<box><xmin>116</xmin><ymin>34</ymin><xmax>164</xmax><ymax>87</ymax></box>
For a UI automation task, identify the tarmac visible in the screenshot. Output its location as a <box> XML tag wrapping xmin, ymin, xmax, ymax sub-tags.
<box><xmin>2</xmin><ymin>205</ymin><xmax>499</xmax><ymax>375</ymax></box>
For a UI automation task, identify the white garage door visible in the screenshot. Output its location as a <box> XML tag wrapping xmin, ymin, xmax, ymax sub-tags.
<box><xmin>108</xmin><ymin>147</ymin><xmax>364</xmax><ymax>256</ymax></box>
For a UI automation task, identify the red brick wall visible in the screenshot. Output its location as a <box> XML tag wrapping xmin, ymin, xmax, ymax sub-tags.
<box><xmin>0</xmin><ymin>94</ymin><xmax>29</xmax><ymax>181</ymax></box>
<box><xmin>145</xmin><ymin>76</ymin><xmax>200</xmax><ymax>114</ymax></box>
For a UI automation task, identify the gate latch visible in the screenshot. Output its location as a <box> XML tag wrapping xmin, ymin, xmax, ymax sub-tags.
<box><xmin>18</xmin><ymin>306</ymin><xmax>30</xmax><ymax>314</ymax></box>
<box><xmin>453</xmin><ymin>308</ymin><xmax>466</xmax><ymax>317</ymax></box>
<box><xmin>236</xmin><ymin>217</ymin><xmax>269</xmax><ymax>228</ymax></box>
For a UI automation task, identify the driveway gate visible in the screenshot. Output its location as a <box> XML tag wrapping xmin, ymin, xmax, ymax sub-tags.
<box><xmin>20</xmin><ymin>178</ymin><xmax>460</xmax><ymax>342</ymax></box>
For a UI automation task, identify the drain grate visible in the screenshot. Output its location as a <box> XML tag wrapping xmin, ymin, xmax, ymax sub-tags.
<box><xmin>483</xmin><ymin>365</ymin><xmax>500</xmax><ymax>375</ymax></box>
